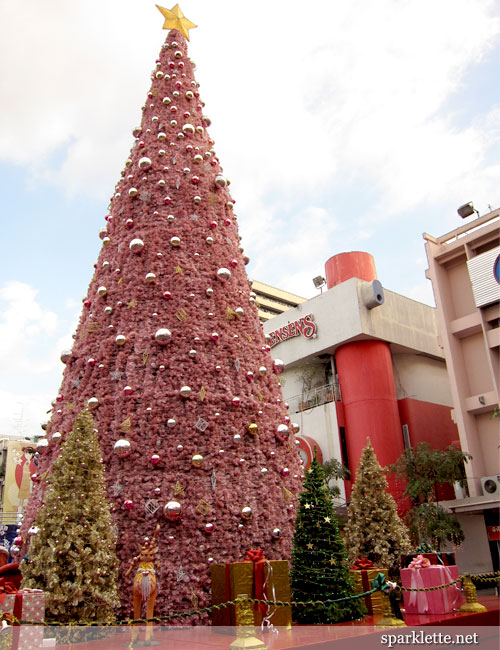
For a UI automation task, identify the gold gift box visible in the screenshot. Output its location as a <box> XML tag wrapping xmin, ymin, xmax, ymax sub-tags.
<box><xmin>350</xmin><ymin>568</ymin><xmax>388</xmax><ymax>615</ymax></box>
<box><xmin>211</xmin><ymin>560</ymin><xmax>292</xmax><ymax>626</ymax></box>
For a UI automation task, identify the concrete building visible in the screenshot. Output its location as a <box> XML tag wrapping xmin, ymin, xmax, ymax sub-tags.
<box><xmin>261</xmin><ymin>248</ymin><xmax>499</xmax><ymax>575</ymax></box>
<box><xmin>262</xmin><ymin>252</ymin><xmax>459</xmax><ymax>509</ymax></box>
<box><xmin>251</xmin><ymin>280</ymin><xmax>306</xmax><ymax>322</ymax></box>
<box><xmin>424</xmin><ymin>207</ymin><xmax>500</xmax><ymax>576</ymax></box>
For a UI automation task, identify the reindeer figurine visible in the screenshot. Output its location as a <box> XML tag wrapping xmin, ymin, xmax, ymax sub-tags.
<box><xmin>125</xmin><ymin>524</ymin><xmax>161</xmax><ymax>643</ymax></box>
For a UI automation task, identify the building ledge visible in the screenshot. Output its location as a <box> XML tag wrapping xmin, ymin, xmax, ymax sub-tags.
<box><xmin>449</xmin><ymin>312</ymin><xmax>482</xmax><ymax>338</ymax></box>
<box><xmin>464</xmin><ymin>391</ymin><xmax>498</xmax><ymax>414</ymax></box>
<box><xmin>440</xmin><ymin>495</ymin><xmax>500</xmax><ymax>514</ymax></box>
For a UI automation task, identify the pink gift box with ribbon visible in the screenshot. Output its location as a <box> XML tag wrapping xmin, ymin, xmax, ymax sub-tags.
<box><xmin>401</xmin><ymin>562</ymin><xmax>462</xmax><ymax>614</ymax></box>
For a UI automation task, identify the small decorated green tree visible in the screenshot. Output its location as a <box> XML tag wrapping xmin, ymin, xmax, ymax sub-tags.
<box><xmin>21</xmin><ymin>410</ymin><xmax>120</xmax><ymax>623</ymax></box>
<box><xmin>290</xmin><ymin>456</ymin><xmax>364</xmax><ymax>624</ymax></box>
<box><xmin>389</xmin><ymin>442</ymin><xmax>471</xmax><ymax>550</ymax></box>
<box><xmin>344</xmin><ymin>439</ymin><xmax>412</xmax><ymax>571</ymax></box>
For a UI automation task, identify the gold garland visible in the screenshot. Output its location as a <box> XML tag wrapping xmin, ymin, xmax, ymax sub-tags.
<box><xmin>5</xmin><ymin>570</ymin><xmax>499</xmax><ymax>627</ymax></box>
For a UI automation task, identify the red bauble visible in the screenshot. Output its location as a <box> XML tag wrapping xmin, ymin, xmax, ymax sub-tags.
<box><xmin>123</xmin><ymin>499</ymin><xmax>134</xmax><ymax>510</ymax></box>
<box><xmin>150</xmin><ymin>454</ymin><xmax>161</xmax><ymax>466</ymax></box>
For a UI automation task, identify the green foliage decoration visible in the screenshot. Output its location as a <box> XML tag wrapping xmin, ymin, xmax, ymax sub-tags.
<box><xmin>290</xmin><ymin>456</ymin><xmax>364</xmax><ymax>624</ymax></box>
<box><xmin>389</xmin><ymin>442</ymin><xmax>472</xmax><ymax>550</ymax></box>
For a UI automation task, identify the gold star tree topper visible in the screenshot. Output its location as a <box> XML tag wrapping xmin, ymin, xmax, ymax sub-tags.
<box><xmin>156</xmin><ymin>4</ymin><xmax>197</xmax><ymax>40</ymax></box>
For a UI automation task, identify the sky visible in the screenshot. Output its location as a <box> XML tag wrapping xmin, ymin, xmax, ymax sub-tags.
<box><xmin>0</xmin><ymin>0</ymin><xmax>499</xmax><ymax>439</ymax></box>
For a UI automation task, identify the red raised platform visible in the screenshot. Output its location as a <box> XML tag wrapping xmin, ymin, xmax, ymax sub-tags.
<box><xmin>26</xmin><ymin>596</ymin><xmax>498</xmax><ymax>650</ymax></box>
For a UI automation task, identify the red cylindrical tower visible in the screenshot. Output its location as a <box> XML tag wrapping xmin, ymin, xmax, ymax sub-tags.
<box><xmin>325</xmin><ymin>251</ymin><xmax>377</xmax><ymax>289</ymax></box>
<box><xmin>336</xmin><ymin>340</ymin><xmax>404</xmax><ymax>470</ymax></box>
<box><xmin>327</xmin><ymin>252</ymin><xmax>407</xmax><ymax>509</ymax></box>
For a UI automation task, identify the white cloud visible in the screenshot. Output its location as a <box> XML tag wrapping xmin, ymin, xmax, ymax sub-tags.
<box><xmin>2</xmin><ymin>0</ymin><xmax>498</xmax><ymax>217</ymax></box>
<box><xmin>0</xmin><ymin>282</ymin><xmax>79</xmax><ymax>436</ymax></box>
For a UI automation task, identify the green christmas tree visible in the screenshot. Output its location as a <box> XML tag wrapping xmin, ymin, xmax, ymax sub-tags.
<box><xmin>290</xmin><ymin>456</ymin><xmax>364</xmax><ymax>624</ymax></box>
<box><xmin>21</xmin><ymin>410</ymin><xmax>120</xmax><ymax>623</ymax></box>
<box><xmin>344</xmin><ymin>439</ymin><xmax>412</xmax><ymax>572</ymax></box>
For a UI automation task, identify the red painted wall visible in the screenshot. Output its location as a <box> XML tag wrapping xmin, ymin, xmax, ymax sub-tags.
<box><xmin>397</xmin><ymin>398</ymin><xmax>460</xmax><ymax>501</ymax></box>
<box><xmin>336</xmin><ymin>340</ymin><xmax>407</xmax><ymax>508</ymax></box>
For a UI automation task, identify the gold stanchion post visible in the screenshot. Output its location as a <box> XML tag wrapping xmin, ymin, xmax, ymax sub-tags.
<box><xmin>460</xmin><ymin>576</ymin><xmax>487</xmax><ymax>613</ymax></box>
<box><xmin>376</xmin><ymin>592</ymin><xmax>407</xmax><ymax>627</ymax></box>
<box><xmin>229</xmin><ymin>595</ymin><xmax>267</xmax><ymax>650</ymax></box>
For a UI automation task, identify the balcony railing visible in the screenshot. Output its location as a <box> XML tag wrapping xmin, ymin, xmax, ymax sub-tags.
<box><xmin>286</xmin><ymin>383</ymin><xmax>342</xmax><ymax>414</ymax></box>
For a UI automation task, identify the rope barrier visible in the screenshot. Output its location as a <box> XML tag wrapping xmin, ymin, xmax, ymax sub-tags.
<box><xmin>1</xmin><ymin>570</ymin><xmax>497</xmax><ymax>627</ymax></box>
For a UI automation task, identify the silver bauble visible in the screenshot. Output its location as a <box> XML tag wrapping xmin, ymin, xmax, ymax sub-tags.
<box><xmin>167</xmin><ymin>418</ymin><xmax>176</xmax><ymax>427</ymax></box>
<box><xmin>292</xmin><ymin>423</ymin><xmax>300</xmax><ymax>434</ymax></box>
<box><xmin>145</xmin><ymin>272</ymin><xmax>157</xmax><ymax>283</ymax></box>
<box><xmin>60</xmin><ymin>350</ymin><xmax>72</xmax><ymax>364</ymax></box>
<box><xmin>277</xmin><ymin>424</ymin><xmax>290</xmax><ymax>437</ymax></box>
<box><xmin>155</xmin><ymin>328</ymin><xmax>172</xmax><ymax>344</ymax></box>
<box><xmin>36</xmin><ymin>438</ymin><xmax>48</xmax><ymax>454</ymax></box>
<box><xmin>182</xmin><ymin>124</ymin><xmax>195</xmax><ymax>134</ymax></box>
<box><xmin>129</xmin><ymin>238</ymin><xmax>145</xmax><ymax>253</ymax></box>
<box><xmin>87</xmin><ymin>397</ymin><xmax>99</xmax><ymax>410</ymax></box>
<box><xmin>129</xmin><ymin>188</ymin><xmax>138</xmax><ymax>197</ymax></box>
<box><xmin>272</xmin><ymin>528</ymin><xmax>281</xmax><ymax>539</ymax></box>
<box><xmin>115</xmin><ymin>334</ymin><xmax>127</xmax><ymax>346</ymax></box>
<box><xmin>217</xmin><ymin>268</ymin><xmax>231</xmax><ymax>282</ymax></box>
<box><xmin>113</xmin><ymin>439</ymin><xmax>131</xmax><ymax>457</ymax></box>
<box><xmin>215</xmin><ymin>174</ymin><xmax>227</xmax><ymax>187</ymax></box>
<box><xmin>273</xmin><ymin>359</ymin><xmax>285</xmax><ymax>374</ymax></box>
<box><xmin>240</xmin><ymin>506</ymin><xmax>252</xmax><ymax>520</ymax></box>
<box><xmin>180</xmin><ymin>385</ymin><xmax>192</xmax><ymax>398</ymax></box>
<box><xmin>164</xmin><ymin>500</ymin><xmax>182</xmax><ymax>521</ymax></box>
<box><xmin>51</xmin><ymin>432</ymin><xmax>62</xmax><ymax>442</ymax></box>
<box><xmin>97</xmin><ymin>286</ymin><xmax>107</xmax><ymax>297</ymax></box>
<box><xmin>170</xmin><ymin>236</ymin><xmax>181</xmax><ymax>247</ymax></box>
<box><xmin>138</xmin><ymin>157</ymin><xmax>152</xmax><ymax>169</ymax></box>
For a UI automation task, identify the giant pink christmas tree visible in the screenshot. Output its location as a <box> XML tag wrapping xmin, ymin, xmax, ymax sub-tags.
<box><xmin>18</xmin><ymin>6</ymin><xmax>302</xmax><ymax>620</ymax></box>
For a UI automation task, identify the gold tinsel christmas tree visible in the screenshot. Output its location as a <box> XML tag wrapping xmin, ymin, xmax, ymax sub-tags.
<box><xmin>344</xmin><ymin>439</ymin><xmax>411</xmax><ymax>572</ymax></box>
<box><xmin>21</xmin><ymin>410</ymin><xmax>120</xmax><ymax>623</ymax></box>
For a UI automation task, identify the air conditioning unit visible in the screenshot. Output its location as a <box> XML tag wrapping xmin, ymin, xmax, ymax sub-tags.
<box><xmin>480</xmin><ymin>475</ymin><xmax>500</xmax><ymax>496</ymax></box>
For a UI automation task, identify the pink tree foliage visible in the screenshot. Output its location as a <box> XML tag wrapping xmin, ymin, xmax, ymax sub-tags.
<box><xmin>19</xmin><ymin>25</ymin><xmax>302</xmax><ymax>620</ymax></box>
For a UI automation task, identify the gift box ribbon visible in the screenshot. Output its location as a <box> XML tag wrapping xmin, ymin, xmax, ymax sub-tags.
<box><xmin>408</xmin><ymin>565</ymin><xmax>460</xmax><ymax>613</ymax></box>
<box><xmin>0</xmin><ymin>591</ymin><xmax>22</xmax><ymax>623</ymax></box>
<box><xmin>351</xmin><ymin>558</ymin><xmax>374</xmax><ymax>570</ymax></box>
<box><xmin>408</xmin><ymin>554</ymin><xmax>431</xmax><ymax>570</ymax></box>
<box><xmin>243</xmin><ymin>549</ymin><xmax>267</xmax><ymax>617</ymax></box>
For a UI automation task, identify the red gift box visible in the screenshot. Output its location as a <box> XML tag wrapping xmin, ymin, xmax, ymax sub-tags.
<box><xmin>401</xmin><ymin>565</ymin><xmax>462</xmax><ymax>614</ymax></box>
<box><xmin>401</xmin><ymin>552</ymin><xmax>455</xmax><ymax>568</ymax></box>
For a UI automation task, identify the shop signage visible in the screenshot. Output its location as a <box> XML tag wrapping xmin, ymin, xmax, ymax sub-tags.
<box><xmin>487</xmin><ymin>525</ymin><xmax>500</xmax><ymax>541</ymax></box>
<box><xmin>269</xmin><ymin>314</ymin><xmax>317</xmax><ymax>348</ymax></box>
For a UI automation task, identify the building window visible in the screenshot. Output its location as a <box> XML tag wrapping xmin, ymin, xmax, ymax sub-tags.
<box><xmin>339</xmin><ymin>426</ymin><xmax>349</xmax><ymax>472</ymax></box>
